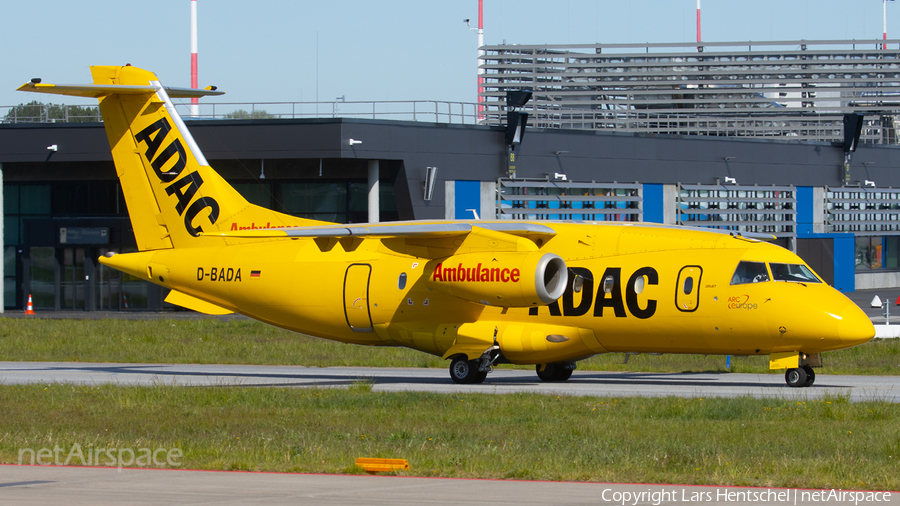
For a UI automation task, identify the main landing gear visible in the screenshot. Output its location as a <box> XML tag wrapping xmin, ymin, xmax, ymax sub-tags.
<box><xmin>536</xmin><ymin>362</ymin><xmax>575</xmax><ymax>382</ymax></box>
<box><xmin>449</xmin><ymin>356</ymin><xmax>489</xmax><ymax>384</ymax></box>
<box><xmin>785</xmin><ymin>365</ymin><xmax>816</xmax><ymax>388</ymax></box>
<box><xmin>448</xmin><ymin>356</ymin><xmax>577</xmax><ymax>384</ymax></box>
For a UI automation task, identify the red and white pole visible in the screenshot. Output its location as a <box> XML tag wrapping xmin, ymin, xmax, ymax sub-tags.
<box><xmin>696</xmin><ymin>0</ymin><xmax>701</xmax><ymax>49</ymax></box>
<box><xmin>477</xmin><ymin>0</ymin><xmax>484</xmax><ymax>122</ymax></box>
<box><xmin>191</xmin><ymin>0</ymin><xmax>199</xmax><ymax>117</ymax></box>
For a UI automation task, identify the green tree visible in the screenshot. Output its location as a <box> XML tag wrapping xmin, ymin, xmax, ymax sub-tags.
<box><xmin>223</xmin><ymin>108</ymin><xmax>275</xmax><ymax>119</ymax></box>
<box><xmin>5</xmin><ymin>100</ymin><xmax>100</xmax><ymax>123</ymax></box>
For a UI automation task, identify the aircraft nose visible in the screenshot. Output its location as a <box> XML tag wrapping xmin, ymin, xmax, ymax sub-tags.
<box><xmin>835</xmin><ymin>302</ymin><xmax>875</xmax><ymax>347</ymax></box>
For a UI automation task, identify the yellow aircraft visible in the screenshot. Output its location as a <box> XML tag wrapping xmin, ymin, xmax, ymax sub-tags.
<box><xmin>18</xmin><ymin>65</ymin><xmax>875</xmax><ymax>387</ymax></box>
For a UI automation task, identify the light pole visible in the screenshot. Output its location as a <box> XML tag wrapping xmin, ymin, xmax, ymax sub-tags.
<box><xmin>505</xmin><ymin>90</ymin><xmax>532</xmax><ymax>178</ymax></box>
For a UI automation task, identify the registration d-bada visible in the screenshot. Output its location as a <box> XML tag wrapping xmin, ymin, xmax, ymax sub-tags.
<box><xmin>18</xmin><ymin>65</ymin><xmax>875</xmax><ymax>387</ymax></box>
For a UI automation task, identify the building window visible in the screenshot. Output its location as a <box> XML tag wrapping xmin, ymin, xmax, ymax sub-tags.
<box><xmin>233</xmin><ymin>183</ymin><xmax>273</xmax><ymax>208</ymax></box>
<box><xmin>856</xmin><ymin>236</ymin><xmax>900</xmax><ymax>271</ymax></box>
<box><xmin>277</xmin><ymin>181</ymin><xmax>396</xmax><ymax>224</ymax></box>
<box><xmin>4</xmin><ymin>184</ymin><xmax>51</xmax><ymax>245</ymax></box>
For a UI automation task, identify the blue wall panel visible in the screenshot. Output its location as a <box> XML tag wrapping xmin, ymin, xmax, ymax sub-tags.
<box><xmin>454</xmin><ymin>180</ymin><xmax>480</xmax><ymax>220</ymax></box>
<box><xmin>796</xmin><ymin>186</ymin><xmax>814</xmax><ymax>236</ymax></box>
<box><xmin>833</xmin><ymin>235</ymin><xmax>856</xmax><ymax>292</ymax></box>
<box><xmin>643</xmin><ymin>184</ymin><xmax>664</xmax><ymax>224</ymax></box>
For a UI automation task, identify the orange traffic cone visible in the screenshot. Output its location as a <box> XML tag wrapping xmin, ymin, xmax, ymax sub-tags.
<box><xmin>122</xmin><ymin>294</ymin><xmax>129</xmax><ymax>310</ymax></box>
<box><xmin>25</xmin><ymin>294</ymin><xmax>35</xmax><ymax>315</ymax></box>
<box><xmin>895</xmin><ymin>294</ymin><xmax>900</xmax><ymax>306</ymax></box>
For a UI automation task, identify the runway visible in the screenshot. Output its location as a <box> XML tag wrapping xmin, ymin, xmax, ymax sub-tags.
<box><xmin>1</xmin><ymin>361</ymin><xmax>897</xmax><ymax>402</ymax></box>
<box><xmin>5</xmin><ymin>465</ymin><xmax>892</xmax><ymax>506</ymax></box>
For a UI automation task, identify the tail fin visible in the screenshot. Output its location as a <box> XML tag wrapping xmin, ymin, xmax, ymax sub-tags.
<box><xmin>18</xmin><ymin>65</ymin><xmax>326</xmax><ymax>250</ymax></box>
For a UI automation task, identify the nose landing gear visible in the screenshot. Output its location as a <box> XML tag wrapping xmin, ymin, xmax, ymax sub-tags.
<box><xmin>785</xmin><ymin>365</ymin><xmax>816</xmax><ymax>388</ymax></box>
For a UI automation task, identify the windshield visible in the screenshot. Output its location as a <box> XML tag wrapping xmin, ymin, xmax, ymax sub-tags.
<box><xmin>730</xmin><ymin>261</ymin><xmax>770</xmax><ymax>285</ymax></box>
<box><xmin>769</xmin><ymin>263</ymin><xmax>821</xmax><ymax>283</ymax></box>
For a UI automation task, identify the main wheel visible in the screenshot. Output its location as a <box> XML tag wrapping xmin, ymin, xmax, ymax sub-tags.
<box><xmin>802</xmin><ymin>365</ymin><xmax>816</xmax><ymax>387</ymax></box>
<box><xmin>474</xmin><ymin>369</ymin><xmax>488</xmax><ymax>384</ymax></box>
<box><xmin>536</xmin><ymin>363</ymin><xmax>573</xmax><ymax>382</ymax></box>
<box><xmin>785</xmin><ymin>367</ymin><xmax>808</xmax><ymax>388</ymax></box>
<box><xmin>450</xmin><ymin>356</ymin><xmax>480</xmax><ymax>384</ymax></box>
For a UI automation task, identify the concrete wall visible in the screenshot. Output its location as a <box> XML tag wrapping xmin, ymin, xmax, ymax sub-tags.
<box><xmin>856</xmin><ymin>272</ymin><xmax>900</xmax><ymax>290</ymax></box>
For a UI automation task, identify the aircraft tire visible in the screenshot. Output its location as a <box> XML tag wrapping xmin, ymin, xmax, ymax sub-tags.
<box><xmin>557</xmin><ymin>368</ymin><xmax>574</xmax><ymax>381</ymax></box>
<box><xmin>536</xmin><ymin>363</ymin><xmax>573</xmax><ymax>382</ymax></box>
<box><xmin>449</xmin><ymin>356</ymin><xmax>479</xmax><ymax>384</ymax></box>
<box><xmin>474</xmin><ymin>369</ymin><xmax>488</xmax><ymax>384</ymax></box>
<box><xmin>785</xmin><ymin>367</ymin><xmax>808</xmax><ymax>388</ymax></box>
<box><xmin>802</xmin><ymin>365</ymin><xmax>816</xmax><ymax>387</ymax></box>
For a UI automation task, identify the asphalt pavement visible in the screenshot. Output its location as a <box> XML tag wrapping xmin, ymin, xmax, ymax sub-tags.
<box><xmin>2</xmin><ymin>361</ymin><xmax>898</xmax><ymax>402</ymax></box>
<box><xmin>0</xmin><ymin>465</ymin><xmax>893</xmax><ymax>506</ymax></box>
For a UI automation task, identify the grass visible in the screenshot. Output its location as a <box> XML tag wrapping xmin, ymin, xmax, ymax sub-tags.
<box><xmin>0</xmin><ymin>384</ymin><xmax>897</xmax><ymax>489</ymax></box>
<box><xmin>0</xmin><ymin>318</ymin><xmax>898</xmax><ymax>376</ymax></box>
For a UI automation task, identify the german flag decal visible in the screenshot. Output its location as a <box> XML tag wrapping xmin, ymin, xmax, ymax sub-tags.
<box><xmin>250</xmin><ymin>270</ymin><xmax>261</xmax><ymax>278</ymax></box>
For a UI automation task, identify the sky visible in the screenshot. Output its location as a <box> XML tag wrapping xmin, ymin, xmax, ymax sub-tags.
<box><xmin>0</xmin><ymin>0</ymin><xmax>896</xmax><ymax>109</ymax></box>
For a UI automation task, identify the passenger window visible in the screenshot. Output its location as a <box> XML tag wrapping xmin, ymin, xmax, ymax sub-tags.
<box><xmin>683</xmin><ymin>277</ymin><xmax>694</xmax><ymax>295</ymax></box>
<box><xmin>730</xmin><ymin>261</ymin><xmax>770</xmax><ymax>285</ymax></box>
<box><xmin>770</xmin><ymin>263</ymin><xmax>821</xmax><ymax>283</ymax></box>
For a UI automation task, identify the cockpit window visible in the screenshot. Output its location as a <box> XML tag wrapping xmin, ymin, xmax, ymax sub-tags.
<box><xmin>730</xmin><ymin>261</ymin><xmax>770</xmax><ymax>285</ymax></box>
<box><xmin>770</xmin><ymin>263</ymin><xmax>821</xmax><ymax>283</ymax></box>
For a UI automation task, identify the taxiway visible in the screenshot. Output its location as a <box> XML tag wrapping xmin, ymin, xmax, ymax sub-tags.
<box><xmin>1</xmin><ymin>361</ymin><xmax>897</xmax><ymax>402</ymax></box>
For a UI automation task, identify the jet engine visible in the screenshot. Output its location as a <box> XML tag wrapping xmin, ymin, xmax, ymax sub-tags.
<box><xmin>427</xmin><ymin>252</ymin><xmax>567</xmax><ymax>307</ymax></box>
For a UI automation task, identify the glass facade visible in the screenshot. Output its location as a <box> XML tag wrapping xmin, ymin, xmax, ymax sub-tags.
<box><xmin>28</xmin><ymin>246</ymin><xmax>55</xmax><ymax>309</ymax></box>
<box><xmin>5</xmin><ymin>184</ymin><xmax>51</xmax><ymax>245</ymax></box>
<box><xmin>856</xmin><ymin>236</ymin><xmax>900</xmax><ymax>271</ymax></box>
<box><xmin>4</xmin><ymin>246</ymin><xmax>16</xmax><ymax>309</ymax></box>
<box><xmin>278</xmin><ymin>181</ymin><xmax>396</xmax><ymax>223</ymax></box>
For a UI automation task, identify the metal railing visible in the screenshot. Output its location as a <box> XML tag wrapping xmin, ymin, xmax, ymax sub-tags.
<box><xmin>1</xmin><ymin>100</ymin><xmax>480</xmax><ymax>125</ymax></box>
<box><xmin>481</xmin><ymin>38</ymin><xmax>900</xmax><ymax>143</ymax></box>
<box><xmin>676</xmin><ymin>184</ymin><xmax>797</xmax><ymax>239</ymax></box>
<box><xmin>826</xmin><ymin>186</ymin><xmax>900</xmax><ymax>235</ymax></box>
<box><xmin>497</xmin><ymin>179</ymin><xmax>642</xmax><ymax>221</ymax></box>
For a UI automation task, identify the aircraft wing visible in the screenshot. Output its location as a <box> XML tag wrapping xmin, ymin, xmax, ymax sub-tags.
<box><xmin>203</xmin><ymin>221</ymin><xmax>557</xmax><ymax>239</ymax></box>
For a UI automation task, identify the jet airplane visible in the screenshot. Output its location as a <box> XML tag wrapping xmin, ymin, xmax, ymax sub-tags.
<box><xmin>18</xmin><ymin>65</ymin><xmax>875</xmax><ymax>387</ymax></box>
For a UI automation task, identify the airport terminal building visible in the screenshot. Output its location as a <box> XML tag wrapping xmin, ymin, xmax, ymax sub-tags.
<box><xmin>2</xmin><ymin>39</ymin><xmax>900</xmax><ymax>312</ymax></box>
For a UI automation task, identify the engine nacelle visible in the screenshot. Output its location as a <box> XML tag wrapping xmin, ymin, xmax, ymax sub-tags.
<box><xmin>427</xmin><ymin>252</ymin><xmax>568</xmax><ymax>307</ymax></box>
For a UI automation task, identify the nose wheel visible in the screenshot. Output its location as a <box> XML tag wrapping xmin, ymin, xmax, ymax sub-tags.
<box><xmin>785</xmin><ymin>365</ymin><xmax>816</xmax><ymax>387</ymax></box>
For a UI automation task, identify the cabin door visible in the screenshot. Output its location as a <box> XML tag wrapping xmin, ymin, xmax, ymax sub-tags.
<box><xmin>343</xmin><ymin>264</ymin><xmax>374</xmax><ymax>332</ymax></box>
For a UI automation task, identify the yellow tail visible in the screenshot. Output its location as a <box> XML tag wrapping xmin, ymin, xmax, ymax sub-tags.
<box><xmin>18</xmin><ymin>64</ymin><xmax>328</xmax><ymax>250</ymax></box>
